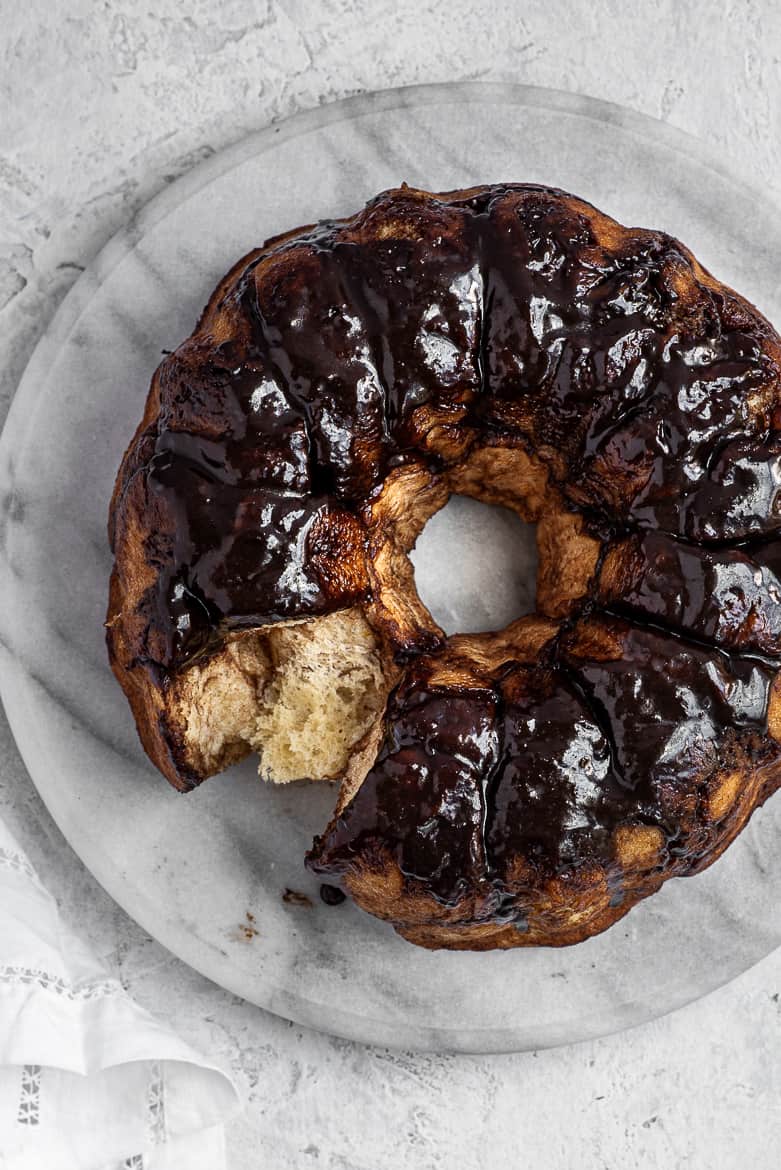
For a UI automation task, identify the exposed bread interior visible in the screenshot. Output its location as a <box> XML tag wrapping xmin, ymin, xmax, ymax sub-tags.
<box><xmin>168</xmin><ymin>608</ymin><xmax>392</xmax><ymax>785</ymax></box>
<box><xmin>253</xmin><ymin>609</ymin><xmax>389</xmax><ymax>782</ymax></box>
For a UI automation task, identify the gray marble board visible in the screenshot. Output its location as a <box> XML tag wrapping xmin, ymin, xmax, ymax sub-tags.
<box><xmin>2</xmin><ymin>84</ymin><xmax>781</xmax><ymax>1052</ymax></box>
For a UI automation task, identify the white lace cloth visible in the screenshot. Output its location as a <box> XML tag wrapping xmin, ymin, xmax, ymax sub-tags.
<box><xmin>0</xmin><ymin>818</ymin><xmax>239</xmax><ymax>1169</ymax></box>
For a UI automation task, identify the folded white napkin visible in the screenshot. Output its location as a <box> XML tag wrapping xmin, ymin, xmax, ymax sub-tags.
<box><xmin>0</xmin><ymin>817</ymin><xmax>239</xmax><ymax>1170</ymax></box>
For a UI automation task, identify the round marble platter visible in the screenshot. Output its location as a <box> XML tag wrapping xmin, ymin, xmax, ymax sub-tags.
<box><xmin>3</xmin><ymin>84</ymin><xmax>781</xmax><ymax>1054</ymax></box>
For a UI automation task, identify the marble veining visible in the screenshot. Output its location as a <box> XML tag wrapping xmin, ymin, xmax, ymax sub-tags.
<box><xmin>2</xmin><ymin>86</ymin><xmax>781</xmax><ymax>1053</ymax></box>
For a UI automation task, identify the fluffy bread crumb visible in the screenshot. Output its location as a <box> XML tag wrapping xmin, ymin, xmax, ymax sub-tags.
<box><xmin>181</xmin><ymin>635</ymin><xmax>270</xmax><ymax>775</ymax></box>
<box><xmin>175</xmin><ymin>608</ymin><xmax>390</xmax><ymax>784</ymax></box>
<box><xmin>254</xmin><ymin>609</ymin><xmax>388</xmax><ymax>783</ymax></box>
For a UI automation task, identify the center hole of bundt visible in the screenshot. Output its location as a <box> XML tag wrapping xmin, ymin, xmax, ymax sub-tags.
<box><xmin>409</xmin><ymin>495</ymin><xmax>538</xmax><ymax>634</ymax></box>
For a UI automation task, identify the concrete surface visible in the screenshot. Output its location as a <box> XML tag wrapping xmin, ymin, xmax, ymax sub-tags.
<box><xmin>2</xmin><ymin>2</ymin><xmax>781</xmax><ymax>1165</ymax></box>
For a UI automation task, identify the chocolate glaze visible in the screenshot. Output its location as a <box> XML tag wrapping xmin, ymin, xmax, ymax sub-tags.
<box><xmin>487</xmin><ymin>667</ymin><xmax>626</xmax><ymax>875</ymax></box>
<box><xmin>114</xmin><ymin>184</ymin><xmax>781</xmax><ymax>912</ymax></box>
<box><xmin>602</xmin><ymin>530</ymin><xmax>781</xmax><ymax>658</ymax></box>
<box><xmin>577</xmin><ymin>332</ymin><xmax>778</xmax><ymax>536</ymax></box>
<box><xmin>145</xmin><ymin>451</ymin><xmax>366</xmax><ymax>663</ymax></box>
<box><xmin>310</xmin><ymin>668</ymin><xmax>500</xmax><ymax>905</ymax></box>
<box><xmin>564</xmin><ymin>621</ymin><xmax>776</xmax><ymax>797</ymax></box>
<box><xmin>122</xmin><ymin>185</ymin><xmax>781</xmax><ymax>670</ymax></box>
<box><xmin>310</xmin><ymin>621</ymin><xmax>778</xmax><ymax>902</ymax></box>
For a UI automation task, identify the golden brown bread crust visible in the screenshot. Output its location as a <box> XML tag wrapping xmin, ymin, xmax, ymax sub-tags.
<box><xmin>108</xmin><ymin>183</ymin><xmax>781</xmax><ymax>947</ymax></box>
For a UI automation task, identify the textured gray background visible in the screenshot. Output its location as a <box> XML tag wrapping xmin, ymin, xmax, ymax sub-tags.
<box><xmin>2</xmin><ymin>1</ymin><xmax>781</xmax><ymax>1165</ymax></box>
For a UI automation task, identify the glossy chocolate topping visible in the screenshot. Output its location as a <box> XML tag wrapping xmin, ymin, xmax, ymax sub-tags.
<box><xmin>311</xmin><ymin>619</ymin><xmax>777</xmax><ymax>904</ymax></box>
<box><xmin>601</xmin><ymin>530</ymin><xmax>781</xmax><ymax>658</ymax></box>
<box><xmin>123</xmin><ymin>184</ymin><xmax>781</xmax><ymax>669</ymax></box>
<box><xmin>111</xmin><ymin>184</ymin><xmax>781</xmax><ymax>924</ymax></box>
<box><xmin>314</xmin><ymin>669</ymin><xmax>500</xmax><ymax>904</ymax></box>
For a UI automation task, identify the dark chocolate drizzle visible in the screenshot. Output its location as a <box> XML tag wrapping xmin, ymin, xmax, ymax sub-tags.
<box><xmin>603</xmin><ymin>530</ymin><xmax>781</xmax><ymax>658</ymax></box>
<box><xmin>310</xmin><ymin>622</ymin><xmax>777</xmax><ymax>905</ymax></box>
<box><xmin>115</xmin><ymin>184</ymin><xmax>781</xmax><ymax>908</ymax></box>
<box><xmin>326</xmin><ymin>674</ymin><xmax>501</xmax><ymax>904</ymax></box>
<box><xmin>127</xmin><ymin>184</ymin><xmax>781</xmax><ymax>666</ymax></box>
